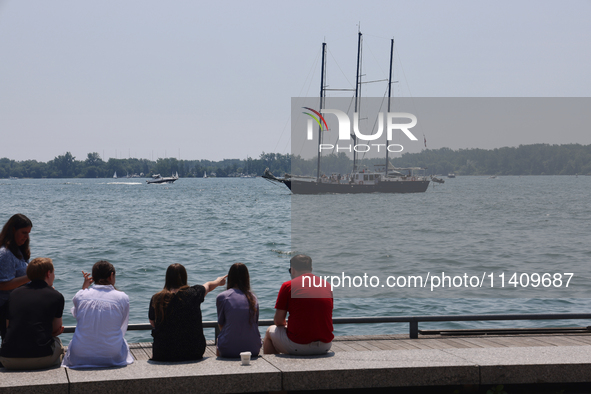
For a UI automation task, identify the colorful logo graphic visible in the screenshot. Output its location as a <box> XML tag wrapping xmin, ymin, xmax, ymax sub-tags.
<box><xmin>302</xmin><ymin>107</ymin><xmax>329</xmax><ymax>134</ymax></box>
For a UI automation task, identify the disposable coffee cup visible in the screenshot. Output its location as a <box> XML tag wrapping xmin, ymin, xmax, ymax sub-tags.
<box><xmin>240</xmin><ymin>351</ymin><xmax>251</xmax><ymax>365</ymax></box>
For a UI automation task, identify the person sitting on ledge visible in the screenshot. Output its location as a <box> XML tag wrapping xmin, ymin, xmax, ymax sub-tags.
<box><xmin>149</xmin><ymin>263</ymin><xmax>227</xmax><ymax>361</ymax></box>
<box><xmin>263</xmin><ymin>254</ymin><xmax>333</xmax><ymax>355</ymax></box>
<box><xmin>61</xmin><ymin>261</ymin><xmax>133</xmax><ymax>369</ymax></box>
<box><xmin>216</xmin><ymin>263</ymin><xmax>261</xmax><ymax>358</ymax></box>
<box><xmin>0</xmin><ymin>257</ymin><xmax>65</xmax><ymax>370</ymax></box>
<box><xmin>0</xmin><ymin>213</ymin><xmax>33</xmax><ymax>341</ymax></box>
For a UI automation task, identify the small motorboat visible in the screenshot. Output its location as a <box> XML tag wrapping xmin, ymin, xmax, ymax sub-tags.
<box><xmin>147</xmin><ymin>172</ymin><xmax>179</xmax><ymax>184</ymax></box>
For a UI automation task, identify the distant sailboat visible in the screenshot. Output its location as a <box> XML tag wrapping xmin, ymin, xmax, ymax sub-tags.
<box><xmin>203</xmin><ymin>171</ymin><xmax>208</xmax><ymax>178</ymax></box>
<box><xmin>113</xmin><ymin>171</ymin><xmax>117</xmax><ymax>179</ymax></box>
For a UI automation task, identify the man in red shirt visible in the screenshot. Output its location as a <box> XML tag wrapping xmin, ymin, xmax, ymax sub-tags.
<box><xmin>263</xmin><ymin>254</ymin><xmax>333</xmax><ymax>355</ymax></box>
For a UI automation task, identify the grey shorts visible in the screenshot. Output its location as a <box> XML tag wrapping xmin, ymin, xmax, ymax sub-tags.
<box><xmin>268</xmin><ymin>325</ymin><xmax>331</xmax><ymax>355</ymax></box>
<box><xmin>0</xmin><ymin>337</ymin><xmax>64</xmax><ymax>370</ymax></box>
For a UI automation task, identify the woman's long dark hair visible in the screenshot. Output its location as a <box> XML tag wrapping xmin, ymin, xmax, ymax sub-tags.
<box><xmin>0</xmin><ymin>214</ymin><xmax>32</xmax><ymax>261</ymax></box>
<box><xmin>227</xmin><ymin>263</ymin><xmax>257</xmax><ymax>325</ymax></box>
<box><xmin>151</xmin><ymin>263</ymin><xmax>189</xmax><ymax>322</ymax></box>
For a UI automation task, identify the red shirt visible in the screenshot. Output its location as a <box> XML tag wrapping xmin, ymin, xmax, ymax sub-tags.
<box><xmin>274</xmin><ymin>274</ymin><xmax>334</xmax><ymax>344</ymax></box>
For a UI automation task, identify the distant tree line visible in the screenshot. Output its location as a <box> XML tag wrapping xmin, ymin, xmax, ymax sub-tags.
<box><xmin>390</xmin><ymin>144</ymin><xmax>591</xmax><ymax>176</ymax></box>
<box><xmin>291</xmin><ymin>143</ymin><xmax>591</xmax><ymax>176</ymax></box>
<box><xmin>2</xmin><ymin>144</ymin><xmax>590</xmax><ymax>178</ymax></box>
<box><xmin>0</xmin><ymin>152</ymin><xmax>291</xmax><ymax>179</ymax></box>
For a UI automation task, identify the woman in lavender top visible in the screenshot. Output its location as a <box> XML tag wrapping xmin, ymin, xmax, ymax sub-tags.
<box><xmin>216</xmin><ymin>263</ymin><xmax>261</xmax><ymax>358</ymax></box>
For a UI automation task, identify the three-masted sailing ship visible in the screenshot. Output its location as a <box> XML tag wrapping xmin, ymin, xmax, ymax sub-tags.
<box><xmin>264</xmin><ymin>32</ymin><xmax>430</xmax><ymax>194</ymax></box>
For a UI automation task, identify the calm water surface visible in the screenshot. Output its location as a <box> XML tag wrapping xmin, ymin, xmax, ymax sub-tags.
<box><xmin>1</xmin><ymin>176</ymin><xmax>589</xmax><ymax>344</ymax></box>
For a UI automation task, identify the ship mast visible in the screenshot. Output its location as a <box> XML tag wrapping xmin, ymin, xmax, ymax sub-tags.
<box><xmin>316</xmin><ymin>42</ymin><xmax>327</xmax><ymax>182</ymax></box>
<box><xmin>385</xmin><ymin>38</ymin><xmax>394</xmax><ymax>178</ymax></box>
<box><xmin>353</xmin><ymin>31</ymin><xmax>362</xmax><ymax>172</ymax></box>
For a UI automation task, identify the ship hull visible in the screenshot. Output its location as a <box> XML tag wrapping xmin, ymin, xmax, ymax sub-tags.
<box><xmin>288</xmin><ymin>179</ymin><xmax>429</xmax><ymax>194</ymax></box>
<box><xmin>146</xmin><ymin>178</ymin><xmax>177</xmax><ymax>184</ymax></box>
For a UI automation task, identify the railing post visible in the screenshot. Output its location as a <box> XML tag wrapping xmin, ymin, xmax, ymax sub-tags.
<box><xmin>410</xmin><ymin>320</ymin><xmax>418</xmax><ymax>339</ymax></box>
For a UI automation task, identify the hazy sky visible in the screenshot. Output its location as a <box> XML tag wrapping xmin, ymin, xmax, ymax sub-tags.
<box><xmin>1</xmin><ymin>0</ymin><xmax>589</xmax><ymax>162</ymax></box>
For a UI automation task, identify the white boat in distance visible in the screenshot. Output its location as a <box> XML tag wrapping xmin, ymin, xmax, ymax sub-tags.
<box><xmin>113</xmin><ymin>171</ymin><xmax>117</xmax><ymax>179</ymax></box>
<box><xmin>203</xmin><ymin>171</ymin><xmax>208</xmax><ymax>178</ymax></box>
<box><xmin>147</xmin><ymin>172</ymin><xmax>179</xmax><ymax>184</ymax></box>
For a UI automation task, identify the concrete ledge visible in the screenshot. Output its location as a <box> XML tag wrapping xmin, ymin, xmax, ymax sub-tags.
<box><xmin>0</xmin><ymin>367</ymin><xmax>69</xmax><ymax>394</ymax></box>
<box><xmin>445</xmin><ymin>345</ymin><xmax>591</xmax><ymax>385</ymax></box>
<box><xmin>3</xmin><ymin>344</ymin><xmax>591</xmax><ymax>393</ymax></box>
<box><xmin>66</xmin><ymin>357</ymin><xmax>281</xmax><ymax>394</ymax></box>
<box><xmin>262</xmin><ymin>350</ymin><xmax>480</xmax><ymax>391</ymax></box>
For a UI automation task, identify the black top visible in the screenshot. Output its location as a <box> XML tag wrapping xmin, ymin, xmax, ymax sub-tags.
<box><xmin>0</xmin><ymin>280</ymin><xmax>64</xmax><ymax>358</ymax></box>
<box><xmin>148</xmin><ymin>285</ymin><xmax>207</xmax><ymax>361</ymax></box>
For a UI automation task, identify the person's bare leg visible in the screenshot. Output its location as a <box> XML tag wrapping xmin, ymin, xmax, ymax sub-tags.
<box><xmin>263</xmin><ymin>326</ymin><xmax>278</xmax><ymax>354</ymax></box>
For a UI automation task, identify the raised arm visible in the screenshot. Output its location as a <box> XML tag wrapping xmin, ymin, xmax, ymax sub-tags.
<box><xmin>203</xmin><ymin>275</ymin><xmax>228</xmax><ymax>295</ymax></box>
<box><xmin>81</xmin><ymin>271</ymin><xmax>93</xmax><ymax>289</ymax></box>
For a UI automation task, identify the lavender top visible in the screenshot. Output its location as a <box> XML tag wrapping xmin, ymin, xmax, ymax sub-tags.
<box><xmin>216</xmin><ymin>288</ymin><xmax>261</xmax><ymax>358</ymax></box>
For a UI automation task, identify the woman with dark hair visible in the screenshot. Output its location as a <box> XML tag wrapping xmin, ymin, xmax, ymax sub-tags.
<box><xmin>61</xmin><ymin>261</ymin><xmax>133</xmax><ymax>368</ymax></box>
<box><xmin>216</xmin><ymin>263</ymin><xmax>261</xmax><ymax>358</ymax></box>
<box><xmin>148</xmin><ymin>263</ymin><xmax>227</xmax><ymax>361</ymax></box>
<box><xmin>0</xmin><ymin>214</ymin><xmax>33</xmax><ymax>339</ymax></box>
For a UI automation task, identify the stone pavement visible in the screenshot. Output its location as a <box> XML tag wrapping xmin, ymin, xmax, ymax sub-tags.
<box><xmin>2</xmin><ymin>333</ymin><xmax>591</xmax><ymax>393</ymax></box>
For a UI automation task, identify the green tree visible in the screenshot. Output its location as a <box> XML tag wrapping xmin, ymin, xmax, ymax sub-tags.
<box><xmin>51</xmin><ymin>152</ymin><xmax>76</xmax><ymax>177</ymax></box>
<box><xmin>85</xmin><ymin>152</ymin><xmax>104</xmax><ymax>167</ymax></box>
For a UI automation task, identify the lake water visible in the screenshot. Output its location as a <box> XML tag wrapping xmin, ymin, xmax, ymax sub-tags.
<box><xmin>1</xmin><ymin>176</ymin><xmax>589</xmax><ymax>344</ymax></box>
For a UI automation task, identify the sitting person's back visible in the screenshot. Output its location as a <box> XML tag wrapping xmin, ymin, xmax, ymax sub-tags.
<box><xmin>0</xmin><ymin>257</ymin><xmax>65</xmax><ymax>370</ymax></box>
<box><xmin>149</xmin><ymin>263</ymin><xmax>227</xmax><ymax>361</ymax></box>
<box><xmin>264</xmin><ymin>254</ymin><xmax>333</xmax><ymax>355</ymax></box>
<box><xmin>61</xmin><ymin>261</ymin><xmax>133</xmax><ymax>368</ymax></box>
<box><xmin>150</xmin><ymin>284</ymin><xmax>207</xmax><ymax>361</ymax></box>
<box><xmin>216</xmin><ymin>263</ymin><xmax>261</xmax><ymax>358</ymax></box>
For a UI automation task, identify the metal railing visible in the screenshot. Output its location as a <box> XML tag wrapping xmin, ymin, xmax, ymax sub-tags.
<box><xmin>63</xmin><ymin>313</ymin><xmax>591</xmax><ymax>340</ymax></box>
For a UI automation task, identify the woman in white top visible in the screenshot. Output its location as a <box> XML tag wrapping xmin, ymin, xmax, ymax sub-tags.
<box><xmin>62</xmin><ymin>260</ymin><xmax>133</xmax><ymax>368</ymax></box>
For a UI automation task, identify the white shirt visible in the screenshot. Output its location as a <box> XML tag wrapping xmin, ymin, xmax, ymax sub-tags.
<box><xmin>61</xmin><ymin>285</ymin><xmax>133</xmax><ymax>368</ymax></box>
